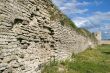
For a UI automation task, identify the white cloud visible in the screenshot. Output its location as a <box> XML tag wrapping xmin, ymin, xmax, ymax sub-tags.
<box><xmin>73</xmin><ymin>12</ymin><xmax>110</xmax><ymax>31</ymax></box>
<box><xmin>52</xmin><ymin>0</ymin><xmax>90</xmax><ymax>14</ymax></box>
<box><xmin>52</xmin><ymin>0</ymin><xmax>102</xmax><ymax>15</ymax></box>
<box><xmin>89</xmin><ymin>12</ymin><xmax>110</xmax><ymax>22</ymax></box>
<box><xmin>76</xmin><ymin>1</ymin><xmax>91</xmax><ymax>6</ymax></box>
<box><xmin>105</xmin><ymin>25</ymin><xmax>110</xmax><ymax>30</ymax></box>
<box><xmin>94</xmin><ymin>1</ymin><xmax>103</xmax><ymax>6</ymax></box>
<box><xmin>73</xmin><ymin>17</ymin><xmax>89</xmax><ymax>27</ymax></box>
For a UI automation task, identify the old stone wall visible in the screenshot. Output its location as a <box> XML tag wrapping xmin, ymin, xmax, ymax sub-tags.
<box><xmin>0</xmin><ymin>0</ymin><xmax>96</xmax><ymax>73</ymax></box>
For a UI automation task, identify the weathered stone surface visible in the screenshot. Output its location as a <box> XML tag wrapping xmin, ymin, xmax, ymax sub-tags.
<box><xmin>0</xmin><ymin>0</ymin><xmax>97</xmax><ymax>73</ymax></box>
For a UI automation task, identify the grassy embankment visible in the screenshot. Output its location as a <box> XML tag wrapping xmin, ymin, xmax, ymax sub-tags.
<box><xmin>42</xmin><ymin>45</ymin><xmax>110</xmax><ymax>73</ymax></box>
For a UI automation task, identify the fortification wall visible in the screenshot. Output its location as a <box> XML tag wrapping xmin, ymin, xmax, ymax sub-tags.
<box><xmin>0</xmin><ymin>0</ymin><xmax>96</xmax><ymax>73</ymax></box>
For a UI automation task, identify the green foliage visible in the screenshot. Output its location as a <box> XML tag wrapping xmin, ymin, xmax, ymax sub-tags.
<box><xmin>62</xmin><ymin>15</ymin><xmax>77</xmax><ymax>29</ymax></box>
<box><xmin>42</xmin><ymin>45</ymin><xmax>110</xmax><ymax>73</ymax></box>
<box><xmin>58</xmin><ymin>15</ymin><xmax>77</xmax><ymax>29</ymax></box>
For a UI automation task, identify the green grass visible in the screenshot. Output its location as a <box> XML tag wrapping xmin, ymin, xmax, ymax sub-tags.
<box><xmin>42</xmin><ymin>45</ymin><xmax>110</xmax><ymax>73</ymax></box>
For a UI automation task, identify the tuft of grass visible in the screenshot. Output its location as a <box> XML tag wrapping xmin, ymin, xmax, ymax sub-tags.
<box><xmin>42</xmin><ymin>45</ymin><xmax>110</xmax><ymax>73</ymax></box>
<box><xmin>41</xmin><ymin>61</ymin><xmax>59</xmax><ymax>73</ymax></box>
<box><xmin>62</xmin><ymin>15</ymin><xmax>77</xmax><ymax>29</ymax></box>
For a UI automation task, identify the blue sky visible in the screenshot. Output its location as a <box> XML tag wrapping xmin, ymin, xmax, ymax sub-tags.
<box><xmin>52</xmin><ymin>0</ymin><xmax>110</xmax><ymax>40</ymax></box>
